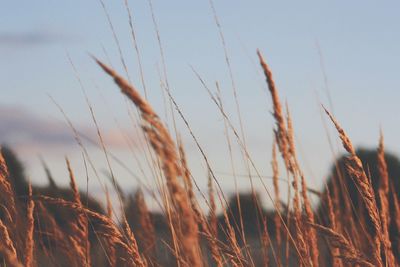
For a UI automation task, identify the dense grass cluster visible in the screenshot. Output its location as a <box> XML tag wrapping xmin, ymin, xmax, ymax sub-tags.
<box><xmin>0</xmin><ymin>50</ymin><xmax>399</xmax><ymax>267</ymax></box>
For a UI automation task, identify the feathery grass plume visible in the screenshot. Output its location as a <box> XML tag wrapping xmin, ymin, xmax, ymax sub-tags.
<box><xmin>323</xmin><ymin>107</ymin><xmax>383</xmax><ymax>267</ymax></box>
<box><xmin>0</xmin><ymin>150</ymin><xmax>18</xmax><ymax>261</ymax></box>
<box><xmin>25</xmin><ymin>183</ymin><xmax>34</xmax><ymax>267</ymax></box>
<box><xmin>377</xmin><ymin>190</ymin><xmax>395</xmax><ymax>266</ymax></box>
<box><xmin>133</xmin><ymin>189</ymin><xmax>156</xmax><ymax>263</ymax></box>
<box><xmin>389</xmin><ymin>181</ymin><xmax>400</xmax><ymax>262</ymax></box>
<box><xmin>377</xmin><ymin>133</ymin><xmax>389</xmax><ymax>205</ymax></box>
<box><xmin>285</xmin><ymin>107</ymin><xmax>301</xmax><ymax>215</ymax></box>
<box><xmin>66</xmin><ymin>157</ymin><xmax>91</xmax><ymax>267</ymax></box>
<box><xmin>67</xmin><ymin>223</ymin><xmax>88</xmax><ymax>265</ymax></box>
<box><xmin>178</xmin><ymin>139</ymin><xmax>195</xmax><ymax>207</ymax></box>
<box><xmin>95</xmin><ymin>58</ymin><xmax>202</xmax><ymax>267</ymax></box>
<box><xmin>286</xmin><ymin>106</ymin><xmax>319</xmax><ymax>266</ymax></box>
<box><xmin>204</xmin><ymin>228</ymin><xmax>224</xmax><ymax>267</ymax></box>
<box><xmin>285</xmin><ymin>105</ymin><xmax>296</xmax><ymax>159</ymax></box>
<box><xmin>181</xmin><ymin>179</ymin><xmax>223</xmax><ymax>267</ymax></box>
<box><xmin>258</xmin><ymin>51</ymin><xmax>310</xmax><ymax>265</ymax></box>
<box><xmin>376</xmin><ymin>133</ymin><xmax>396</xmax><ymax>266</ymax></box>
<box><xmin>179</xmin><ymin>148</ymin><xmax>223</xmax><ymax>267</ymax></box>
<box><xmin>0</xmin><ymin>218</ymin><xmax>17</xmax><ymax>259</ymax></box>
<box><xmin>292</xmin><ymin>215</ymin><xmax>309</xmax><ymax>266</ymax></box>
<box><xmin>325</xmin><ymin>186</ymin><xmax>342</xmax><ymax>267</ymax></box>
<box><xmin>299</xmin><ymin>171</ymin><xmax>318</xmax><ymax>265</ymax></box>
<box><xmin>104</xmin><ymin>186</ymin><xmax>117</xmax><ymax>267</ymax></box>
<box><xmin>329</xmin><ymin>174</ymin><xmax>342</xmax><ymax>233</ymax></box>
<box><xmin>105</xmin><ymin>238</ymin><xmax>117</xmax><ymax>267</ymax></box>
<box><xmin>256</xmin><ymin>51</ymin><xmax>291</xmax><ymax>170</ymax></box>
<box><xmin>200</xmin><ymin>218</ymin><xmax>224</xmax><ymax>267</ymax></box>
<box><xmin>67</xmin><ymin>158</ymin><xmax>82</xmax><ymax>207</ymax></box>
<box><xmin>309</xmin><ymin>223</ymin><xmax>374</xmax><ymax>267</ymax></box>
<box><xmin>0</xmin><ymin>244</ymin><xmax>23</xmax><ymax>267</ymax></box>
<box><xmin>0</xmin><ymin>149</ymin><xmax>17</xmax><ymax>224</ymax></box>
<box><xmin>272</xmin><ymin>140</ymin><xmax>283</xmax><ymax>267</ymax></box>
<box><xmin>178</xmin><ymin>155</ymin><xmax>225</xmax><ymax>263</ymax></box>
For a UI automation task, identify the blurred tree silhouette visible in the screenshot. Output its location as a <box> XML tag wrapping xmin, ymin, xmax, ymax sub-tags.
<box><xmin>1</xmin><ymin>146</ymin><xmax>104</xmax><ymax>239</ymax></box>
<box><xmin>1</xmin><ymin>146</ymin><xmax>29</xmax><ymax>197</ymax></box>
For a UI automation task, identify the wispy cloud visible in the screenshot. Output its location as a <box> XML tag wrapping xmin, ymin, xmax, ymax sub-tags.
<box><xmin>0</xmin><ymin>105</ymin><xmax>128</xmax><ymax>154</ymax></box>
<box><xmin>0</xmin><ymin>31</ymin><xmax>72</xmax><ymax>47</ymax></box>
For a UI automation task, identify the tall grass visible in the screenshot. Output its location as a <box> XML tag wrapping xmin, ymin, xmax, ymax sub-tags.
<box><xmin>0</xmin><ymin>46</ymin><xmax>399</xmax><ymax>267</ymax></box>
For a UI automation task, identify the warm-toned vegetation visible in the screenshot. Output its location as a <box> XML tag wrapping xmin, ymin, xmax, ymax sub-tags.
<box><xmin>0</xmin><ymin>47</ymin><xmax>399</xmax><ymax>267</ymax></box>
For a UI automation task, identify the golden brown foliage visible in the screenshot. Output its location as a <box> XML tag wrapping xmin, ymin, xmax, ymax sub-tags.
<box><xmin>0</xmin><ymin>50</ymin><xmax>399</xmax><ymax>267</ymax></box>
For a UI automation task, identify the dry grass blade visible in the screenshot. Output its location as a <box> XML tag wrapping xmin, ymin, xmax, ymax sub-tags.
<box><xmin>25</xmin><ymin>183</ymin><xmax>34</xmax><ymax>267</ymax></box>
<box><xmin>272</xmin><ymin>140</ymin><xmax>283</xmax><ymax>267</ymax></box>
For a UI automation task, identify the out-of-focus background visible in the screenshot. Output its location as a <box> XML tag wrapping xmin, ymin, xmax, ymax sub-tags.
<box><xmin>1</xmin><ymin>1</ymin><xmax>400</xmax><ymax>209</ymax></box>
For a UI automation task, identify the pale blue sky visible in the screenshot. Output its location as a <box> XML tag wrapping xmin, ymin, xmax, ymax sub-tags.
<box><xmin>1</xmin><ymin>1</ymin><xmax>400</xmax><ymax>206</ymax></box>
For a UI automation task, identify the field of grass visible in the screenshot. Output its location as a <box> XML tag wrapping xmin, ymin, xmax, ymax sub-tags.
<box><xmin>0</xmin><ymin>47</ymin><xmax>399</xmax><ymax>267</ymax></box>
<box><xmin>1</xmin><ymin>1</ymin><xmax>400</xmax><ymax>266</ymax></box>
